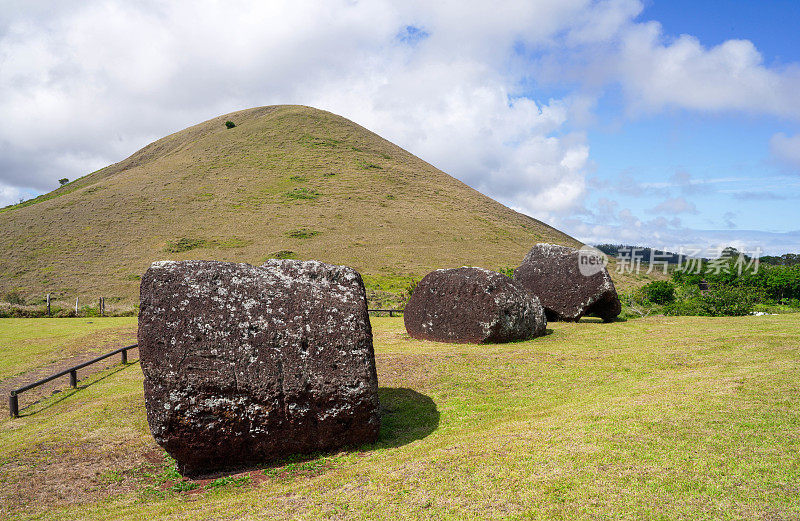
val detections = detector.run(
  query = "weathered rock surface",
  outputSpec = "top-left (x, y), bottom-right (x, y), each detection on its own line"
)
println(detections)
top-left (138, 259), bottom-right (379, 475)
top-left (403, 267), bottom-right (547, 343)
top-left (513, 243), bottom-right (621, 322)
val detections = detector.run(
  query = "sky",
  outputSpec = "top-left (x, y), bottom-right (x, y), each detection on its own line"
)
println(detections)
top-left (1, 0), bottom-right (799, 255)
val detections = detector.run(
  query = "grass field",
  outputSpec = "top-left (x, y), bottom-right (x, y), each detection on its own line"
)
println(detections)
top-left (0, 318), bottom-right (135, 381)
top-left (1, 315), bottom-right (798, 519)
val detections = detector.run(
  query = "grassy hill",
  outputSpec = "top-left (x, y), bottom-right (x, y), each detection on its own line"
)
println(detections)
top-left (0, 105), bottom-right (580, 307)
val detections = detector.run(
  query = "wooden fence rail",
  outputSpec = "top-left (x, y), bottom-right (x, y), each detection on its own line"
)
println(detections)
top-left (367, 309), bottom-right (404, 317)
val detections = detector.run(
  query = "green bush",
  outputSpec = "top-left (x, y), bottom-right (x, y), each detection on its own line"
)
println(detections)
top-left (284, 188), bottom-right (320, 200)
top-left (663, 297), bottom-right (706, 317)
top-left (206, 475), bottom-right (251, 489)
top-left (699, 286), bottom-right (757, 316)
top-left (170, 481), bottom-right (198, 492)
top-left (672, 257), bottom-right (800, 302)
top-left (641, 281), bottom-right (676, 304)
top-left (286, 228), bottom-right (319, 239)
top-left (3, 291), bottom-right (25, 305)
top-left (619, 290), bottom-right (660, 318)
top-left (164, 237), bottom-right (207, 253)
top-left (402, 278), bottom-right (419, 305)
top-left (225, 121), bottom-right (236, 129)
top-left (497, 267), bottom-right (515, 279)
top-left (268, 250), bottom-right (296, 260)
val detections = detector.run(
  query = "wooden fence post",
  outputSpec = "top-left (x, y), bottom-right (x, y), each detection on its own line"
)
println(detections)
top-left (9, 393), bottom-right (18, 418)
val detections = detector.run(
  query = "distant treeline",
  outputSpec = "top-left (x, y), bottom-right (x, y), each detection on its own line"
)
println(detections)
top-left (594, 244), bottom-right (688, 264)
top-left (596, 244), bottom-right (800, 268)
top-left (760, 253), bottom-right (800, 266)
top-left (672, 258), bottom-right (800, 302)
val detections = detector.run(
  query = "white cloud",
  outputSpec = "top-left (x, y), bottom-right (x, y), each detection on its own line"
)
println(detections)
top-left (652, 197), bottom-right (698, 214)
top-left (615, 23), bottom-right (800, 117)
top-left (770, 133), bottom-right (800, 171)
top-left (0, 185), bottom-right (24, 207)
top-left (614, 170), bottom-right (670, 197)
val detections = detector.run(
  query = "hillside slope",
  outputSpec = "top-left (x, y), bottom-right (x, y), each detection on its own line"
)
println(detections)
top-left (0, 105), bottom-right (579, 304)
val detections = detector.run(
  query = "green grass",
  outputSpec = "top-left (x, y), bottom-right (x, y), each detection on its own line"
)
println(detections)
top-left (286, 228), bottom-right (320, 239)
top-left (362, 273), bottom-right (417, 307)
top-left (164, 237), bottom-right (208, 253)
top-left (1, 314), bottom-right (798, 519)
top-left (263, 250), bottom-right (296, 261)
top-left (0, 317), bottom-right (136, 381)
top-left (206, 475), bottom-right (252, 489)
top-left (283, 188), bottom-right (321, 200)
top-left (164, 237), bottom-right (253, 253)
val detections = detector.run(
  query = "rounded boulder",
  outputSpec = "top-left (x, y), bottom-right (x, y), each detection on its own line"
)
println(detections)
top-left (403, 267), bottom-right (546, 344)
top-left (513, 243), bottom-right (621, 322)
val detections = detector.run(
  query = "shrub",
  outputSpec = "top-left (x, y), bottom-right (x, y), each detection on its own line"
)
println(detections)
top-left (286, 228), bottom-right (319, 239)
top-left (3, 291), bottom-right (25, 305)
top-left (699, 286), bottom-right (757, 316)
top-left (641, 281), bottom-right (676, 304)
top-left (401, 279), bottom-right (419, 305)
top-left (497, 267), bottom-right (515, 279)
top-left (663, 297), bottom-right (706, 317)
top-left (206, 475), bottom-right (251, 489)
top-left (268, 250), bottom-right (296, 259)
top-left (779, 297), bottom-right (800, 308)
top-left (58, 178), bottom-right (69, 186)
top-left (284, 188), bottom-right (320, 200)
top-left (225, 121), bottom-right (236, 129)
top-left (619, 290), bottom-right (658, 318)
top-left (171, 481), bottom-right (198, 492)
top-left (164, 237), bottom-right (207, 253)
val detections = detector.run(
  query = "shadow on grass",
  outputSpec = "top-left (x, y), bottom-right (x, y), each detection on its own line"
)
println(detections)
top-left (375, 387), bottom-right (440, 449)
top-left (15, 361), bottom-right (139, 417)
top-left (190, 387), bottom-right (440, 480)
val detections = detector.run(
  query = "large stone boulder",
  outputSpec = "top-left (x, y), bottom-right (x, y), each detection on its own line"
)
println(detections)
top-left (513, 244), bottom-right (621, 322)
top-left (404, 267), bottom-right (546, 344)
top-left (138, 259), bottom-right (380, 476)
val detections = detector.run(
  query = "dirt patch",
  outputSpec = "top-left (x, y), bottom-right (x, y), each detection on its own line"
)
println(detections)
top-left (0, 438), bottom-right (158, 519)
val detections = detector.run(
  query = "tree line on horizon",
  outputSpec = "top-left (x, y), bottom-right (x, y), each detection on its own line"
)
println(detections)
top-left (595, 244), bottom-right (800, 266)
